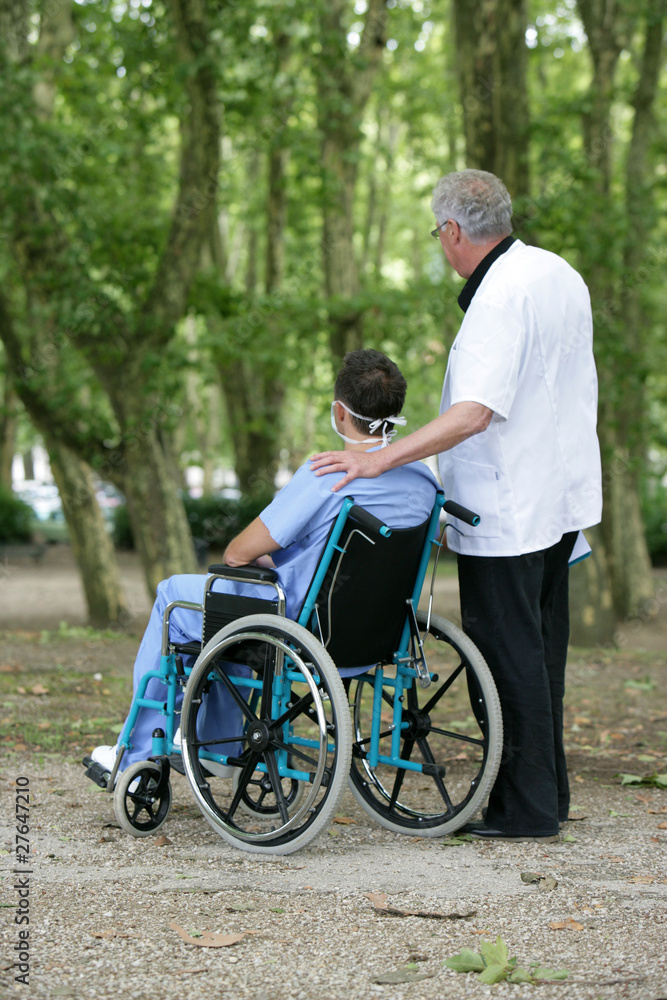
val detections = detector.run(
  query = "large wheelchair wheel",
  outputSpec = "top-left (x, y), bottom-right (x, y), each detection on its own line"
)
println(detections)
top-left (113, 761), bottom-right (172, 837)
top-left (348, 612), bottom-right (502, 837)
top-left (180, 614), bottom-right (352, 855)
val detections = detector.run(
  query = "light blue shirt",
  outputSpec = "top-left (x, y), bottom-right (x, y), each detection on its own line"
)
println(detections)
top-left (260, 458), bottom-right (439, 619)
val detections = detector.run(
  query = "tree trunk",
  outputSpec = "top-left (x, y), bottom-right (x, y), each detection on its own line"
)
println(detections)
top-left (0, 0), bottom-right (220, 598)
top-left (452, 0), bottom-right (530, 202)
top-left (112, 412), bottom-right (197, 594)
top-left (0, 379), bottom-right (17, 491)
top-left (316, 0), bottom-right (387, 359)
top-left (568, 526), bottom-right (615, 647)
top-left (215, 32), bottom-right (290, 497)
top-left (48, 441), bottom-right (129, 629)
top-left (218, 361), bottom-right (282, 497)
top-left (577, 0), bottom-right (660, 620)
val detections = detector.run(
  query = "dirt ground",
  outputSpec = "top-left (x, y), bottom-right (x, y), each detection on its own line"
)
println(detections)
top-left (1, 547), bottom-right (666, 1000)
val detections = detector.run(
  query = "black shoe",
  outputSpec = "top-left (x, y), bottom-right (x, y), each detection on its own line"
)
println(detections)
top-left (456, 822), bottom-right (559, 842)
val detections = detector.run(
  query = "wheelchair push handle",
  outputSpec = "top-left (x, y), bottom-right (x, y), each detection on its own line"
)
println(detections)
top-left (348, 505), bottom-right (392, 538)
top-left (442, 500), bottom-right (481, 526)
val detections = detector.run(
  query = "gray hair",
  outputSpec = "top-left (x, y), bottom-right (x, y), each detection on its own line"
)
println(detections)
top-left (431, 169), bottom-right (512, 244)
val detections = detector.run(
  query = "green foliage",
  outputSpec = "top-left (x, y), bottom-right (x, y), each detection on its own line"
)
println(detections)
top-left (2, 0), bottom-right (667, 585)
top-left (617, 772), bottom-right (667, 788)
top-left (113, 491), bottom-right (273, 551)
top-left (0, 489), bottom-right (33, 543)
top-left (444, 935), bottom-right (568, 985)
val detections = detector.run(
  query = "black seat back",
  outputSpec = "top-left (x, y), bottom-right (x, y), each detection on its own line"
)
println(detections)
top-left (308, 515), bottom-right (431, 669)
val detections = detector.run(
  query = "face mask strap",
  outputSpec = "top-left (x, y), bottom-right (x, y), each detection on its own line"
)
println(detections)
top-left (330, 400), bottom-right (407, 447)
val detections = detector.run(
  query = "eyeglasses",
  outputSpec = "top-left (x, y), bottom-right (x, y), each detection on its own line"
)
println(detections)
top-left (431, 219), bottom-right (451, 238)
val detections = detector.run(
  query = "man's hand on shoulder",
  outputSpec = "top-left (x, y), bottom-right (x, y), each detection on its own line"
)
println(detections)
top-left (309, 449), bottom-right (384, 493)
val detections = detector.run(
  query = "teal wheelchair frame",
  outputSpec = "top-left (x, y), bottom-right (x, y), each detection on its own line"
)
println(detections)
top-left (87, 492), bottom-right (502, 855)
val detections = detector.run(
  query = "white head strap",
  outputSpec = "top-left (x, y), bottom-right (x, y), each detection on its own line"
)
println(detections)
top-left (331, 400), bottom-right (407, 447)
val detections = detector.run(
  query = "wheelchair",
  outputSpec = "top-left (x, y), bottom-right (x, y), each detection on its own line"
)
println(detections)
top-left (84, 492), bottom-right (503, 855)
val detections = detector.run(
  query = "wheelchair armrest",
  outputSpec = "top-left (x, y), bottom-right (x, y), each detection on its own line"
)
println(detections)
top-left (207, 563), bottom-right (279, 584)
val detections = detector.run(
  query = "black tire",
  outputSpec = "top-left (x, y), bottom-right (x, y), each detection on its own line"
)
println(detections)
top-left (180, 615), bottom-right (352, 855)
top-left (113, 761), bottom-right (172, 837)
top-left (348, 612), bottom-right (502, 836)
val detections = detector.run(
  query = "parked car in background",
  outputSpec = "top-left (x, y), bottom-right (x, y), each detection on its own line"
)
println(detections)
top-left (13, 480), bottom-right (125, 544)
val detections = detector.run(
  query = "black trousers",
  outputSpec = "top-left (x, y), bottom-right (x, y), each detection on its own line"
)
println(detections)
top-left (457, 532), bottom-right (577, 836)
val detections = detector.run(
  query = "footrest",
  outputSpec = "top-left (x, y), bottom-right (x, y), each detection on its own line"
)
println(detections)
top-left (82, 756), bottom-right (111, 789)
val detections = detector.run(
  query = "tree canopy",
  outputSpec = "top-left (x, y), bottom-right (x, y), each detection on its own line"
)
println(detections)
top-left (1, 0), bottom-right (665, 630)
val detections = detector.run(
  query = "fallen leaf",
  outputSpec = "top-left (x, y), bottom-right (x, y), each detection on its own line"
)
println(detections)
top-left (441, 834), bottom-right (473, 845)
top-left (601, 855), bottom-right (625, 863)
top-left (169, 922), bottom-right (246, 948)
top-left (373, 968), bottom-right (435, 984)
top-left (627, 876), bottom-right (654, 884)
top-left (574, 775), bottom-right (585, 783)
top-left (31, 684), bottom-right (49, 695)
top-left (153, 835), bottom-right (173, 847)
top-left (657, 822), bottom-right (667, 830)
top-left (520, 871), bottom-right (543, 883)
top-left (550, 917), bottom-right (584, 931)
top-left (332, 815), bottom-right (356, 825)
top-left (365, 892), bottom-right (474, 920)
top-left (539, 876), bottom-right (558, 891)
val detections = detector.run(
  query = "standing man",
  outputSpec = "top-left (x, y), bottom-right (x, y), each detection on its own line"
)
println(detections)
top-left (311, 170), bottom-right (602, 840)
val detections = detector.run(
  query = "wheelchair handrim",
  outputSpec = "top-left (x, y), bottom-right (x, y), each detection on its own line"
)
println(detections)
top-left (182, 629), bottom-right (330, 843)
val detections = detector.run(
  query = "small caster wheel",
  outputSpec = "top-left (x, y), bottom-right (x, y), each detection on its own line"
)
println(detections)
top-left (114, 760), bottom-right (172, 837)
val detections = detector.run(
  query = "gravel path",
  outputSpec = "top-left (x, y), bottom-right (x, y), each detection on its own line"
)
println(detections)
top-left (1, 552), bottom-right (666, 999)
top-left (2, 756), bottom-right (666, 1000)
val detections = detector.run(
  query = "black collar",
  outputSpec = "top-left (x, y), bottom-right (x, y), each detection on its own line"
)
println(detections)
top-left (457, 236), bottom-right (515, 313)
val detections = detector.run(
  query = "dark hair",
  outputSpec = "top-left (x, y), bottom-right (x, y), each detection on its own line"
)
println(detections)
top-left (334, 349), bottom-right (407, 436)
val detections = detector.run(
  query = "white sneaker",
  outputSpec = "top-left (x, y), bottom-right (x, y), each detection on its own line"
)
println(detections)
top-left (172, 728), bottom-right (233, 778)
top-left (91, 745), bottom-right (138, 791)
top-left (91, 744), bottom-right (119, 773)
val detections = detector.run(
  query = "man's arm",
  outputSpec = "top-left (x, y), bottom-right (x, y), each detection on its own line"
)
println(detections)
top-left (310, 401), bottom-right (493, 492)
top-left (223, 517), bottom-right (281, 567)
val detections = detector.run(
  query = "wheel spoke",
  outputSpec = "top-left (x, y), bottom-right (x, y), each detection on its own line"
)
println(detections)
top-left (270, 735), bottom-right (322, 772)
top-left (264, 751), bottom-right (290, 825)
top-left (207, 660), bottom-right (257, 724)
top-left (429, 727), bottom-right (485, 747)
top-left (417, 737), bottom-right (454, 813)
top-left (226, 752), bottom-right (262, 820)
top-left (422, 662), bottom-right (465, 715)
top-left (270, 689), bottom-right (314, 730)
top-left (186, 734), bottom-right (248, 750)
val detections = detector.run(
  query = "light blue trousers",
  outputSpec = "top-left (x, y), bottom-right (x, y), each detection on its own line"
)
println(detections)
top-left (120, 574), bottom-right (251, 769)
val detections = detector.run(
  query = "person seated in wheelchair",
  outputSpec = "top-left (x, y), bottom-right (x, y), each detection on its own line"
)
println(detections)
top-left (89, 349), bottom-right (439, 779)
